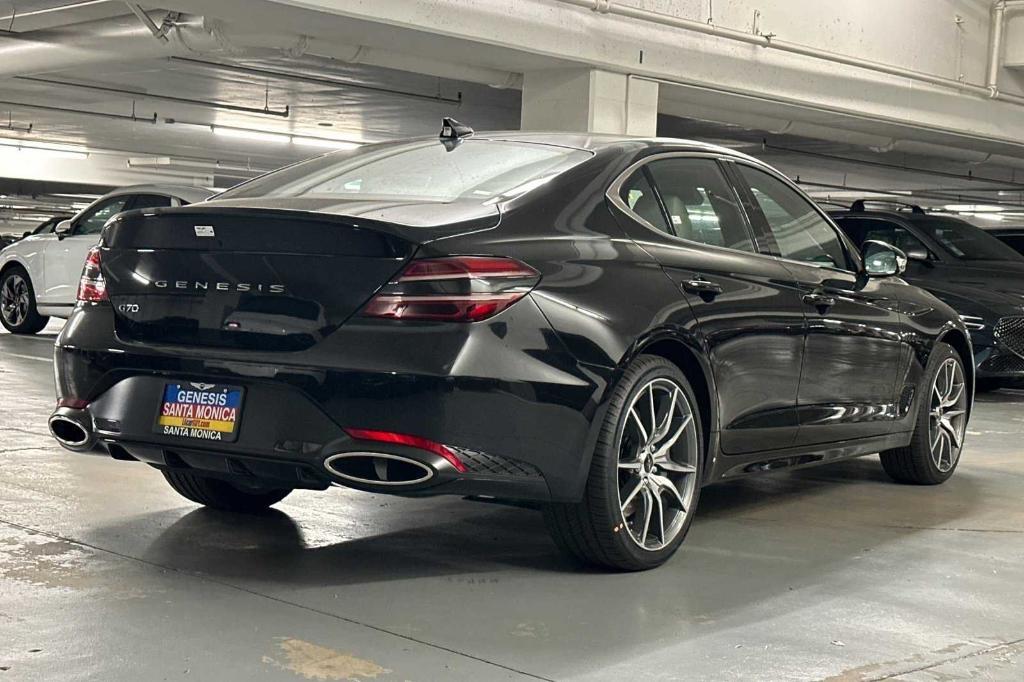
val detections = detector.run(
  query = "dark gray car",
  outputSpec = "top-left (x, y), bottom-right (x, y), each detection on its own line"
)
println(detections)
top-left (831, 201), bottom-right (1024, 389)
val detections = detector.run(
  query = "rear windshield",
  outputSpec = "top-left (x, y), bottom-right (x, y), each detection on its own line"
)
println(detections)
top-left (219, 139), bottom-right (592, 203)
top-left (916, 217), bottom-right (1024, 262)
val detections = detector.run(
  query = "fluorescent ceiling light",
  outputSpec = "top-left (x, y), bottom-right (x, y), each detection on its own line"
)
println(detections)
top-left (0, 140), bottom-right (88, 160)
top-left (292, 136), bottom-right (361, 150)
top-left (943, 204), bottom-right (1004, 213)
top-left (0, 0), bottom-right (110, 22)
top-left (213, 127), bottom-right (290, 144)
top-left (968, 212), bottom-right (1005, 222)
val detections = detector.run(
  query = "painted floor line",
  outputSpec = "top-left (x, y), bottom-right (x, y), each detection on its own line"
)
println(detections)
top-left (4, 352), bottom-right (51, 363)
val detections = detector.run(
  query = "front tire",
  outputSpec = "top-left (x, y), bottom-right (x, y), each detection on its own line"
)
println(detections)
top-left (0, 266), bottom-right (48, 335)
top-left (545, 355), bottom-right (704, 571)
top-left (162, 470), bottom-right (292, 512)
top-left (880, 342), bottom-right (968, 485)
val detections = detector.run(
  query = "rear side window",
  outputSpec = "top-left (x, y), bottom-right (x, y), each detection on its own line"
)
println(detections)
top-left (737, 165), bottom-right (851, 269)
top-left (618, 170), bottom-right (671, 234)
top-left (129, 194), bottom-right (174, 210)
top-left (629, 158), bottom-right (755, 252)
top-left (997, 235), bottom-right (1024, 256)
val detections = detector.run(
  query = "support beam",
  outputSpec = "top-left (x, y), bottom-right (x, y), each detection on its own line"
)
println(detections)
top-left (521, 69), bottom-right (657, 135)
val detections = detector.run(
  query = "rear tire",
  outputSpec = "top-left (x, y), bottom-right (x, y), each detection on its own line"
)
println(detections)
top-left (880, 343), bottom-right (967, 485)
top-left (0, 266), bottom-right (48, 335)
top-left (162, 470), bottom-right (292, 512)
top-left (544, 355), bottom-right (704, 571)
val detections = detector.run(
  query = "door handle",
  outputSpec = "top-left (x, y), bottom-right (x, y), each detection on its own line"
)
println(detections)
top-left (682, 278), bottom-right (724, 297)
top-left (802, 292), bottom-right (837, 312)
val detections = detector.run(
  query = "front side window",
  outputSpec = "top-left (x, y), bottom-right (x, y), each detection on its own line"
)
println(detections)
top-left (833, 218), bottom-right (930, 257)
top-left (916, 218), bottom-right (1023, 262)
top-left (738, 165), bottom-right (850, 269)
top-left (640, 158), bottom-right (755, 252)
top-left (75, 196), bottom-right (132, 236)
top-left (219, 140), bottom-right (592, 204)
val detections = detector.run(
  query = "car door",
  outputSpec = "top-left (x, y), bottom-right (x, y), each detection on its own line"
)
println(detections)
top-left (44, 194), bottom-right (174, 306)
top-left (732, 163), bottom-right (906, 445)
top-left (610, 154), bottom-right (806, 454)
top-left (42, 195), bottom-right (133, 305)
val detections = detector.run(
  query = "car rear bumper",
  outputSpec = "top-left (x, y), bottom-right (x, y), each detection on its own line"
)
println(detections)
top-left (51, 300), bottom-right (610, 503)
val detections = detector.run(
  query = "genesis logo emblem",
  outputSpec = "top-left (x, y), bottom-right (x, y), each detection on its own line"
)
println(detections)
top-left (152, 280), bottom-right (286, 294)
top-left (194, 225), bottom-right (215, 238)
top-left (190, 382), bottom-right (216, 391)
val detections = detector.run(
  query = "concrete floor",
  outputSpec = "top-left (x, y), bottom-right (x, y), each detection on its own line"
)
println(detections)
top-left (1, 322), bottom-right (1023, 681)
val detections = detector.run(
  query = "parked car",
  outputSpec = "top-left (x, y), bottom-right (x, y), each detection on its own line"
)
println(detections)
top-left (830, 200), bottom-right (1024, 391)
top-left (1, 215), bottom-right (74, 248)
top-left (48, 125), bottom-right (971, 571)
top-left (25, 215), bottom-right (74, 238)
top-left (0, 185), bottom-right (214, 334)
top-left (986, 227), bottom-right (1024, 257)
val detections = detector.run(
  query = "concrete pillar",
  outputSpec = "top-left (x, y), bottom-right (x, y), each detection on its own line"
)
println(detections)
top-left (520, 68), bottom-right (658, 136)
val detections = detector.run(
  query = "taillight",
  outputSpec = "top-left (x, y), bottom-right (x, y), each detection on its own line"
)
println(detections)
top-left (77, 246), bottom-right (108, 302)
top-left (361, 256), bottom-right (540, 322)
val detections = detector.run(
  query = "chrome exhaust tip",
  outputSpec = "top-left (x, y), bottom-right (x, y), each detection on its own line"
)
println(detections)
top-left (48, 407), bottom-right (95, 451)
top-left (324, 452), bottom-right (434, 487)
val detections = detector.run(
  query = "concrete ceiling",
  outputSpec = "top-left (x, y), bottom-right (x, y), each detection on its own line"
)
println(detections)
top-left (3, 0), bottom-right (1024, 232)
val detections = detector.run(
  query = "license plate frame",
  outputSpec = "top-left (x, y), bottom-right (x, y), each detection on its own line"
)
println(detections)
top-left (154, 382), bottom-right (244, 443)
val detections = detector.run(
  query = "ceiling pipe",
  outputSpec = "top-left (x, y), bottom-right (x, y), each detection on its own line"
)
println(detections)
top-left (987, 1), bottom-right (1024, 91)
top-left (170, 57), bottom-right (463, 106)
top-left (0, 98), bottom-right (157, 124)
top-left (15, 75), bottom-right (291, 118)
top-left (557, 0), bottom-right (1024, 108)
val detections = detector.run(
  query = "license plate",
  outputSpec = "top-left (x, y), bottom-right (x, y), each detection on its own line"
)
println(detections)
top-left (154, 382), bottom-right (244, 443)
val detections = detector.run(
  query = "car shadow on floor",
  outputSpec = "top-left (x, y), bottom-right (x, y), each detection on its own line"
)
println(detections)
top-left (82, 454), bottom-right (988, 590)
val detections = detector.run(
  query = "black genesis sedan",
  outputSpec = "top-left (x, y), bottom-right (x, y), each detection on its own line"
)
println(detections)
top-left (49, 123), bottom-right (972, 570)
top-left (831, 201), bottom-right (1024, 391)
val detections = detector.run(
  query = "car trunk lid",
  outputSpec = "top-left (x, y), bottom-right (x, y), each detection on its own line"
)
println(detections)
top-left (101, 203), bottom-right (498, 351)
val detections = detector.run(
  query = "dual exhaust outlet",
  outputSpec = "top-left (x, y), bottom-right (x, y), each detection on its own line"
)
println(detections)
top-left (48, 407), bottom-right (96, 452)
top-left (49, 406), bottom-right (442, 489)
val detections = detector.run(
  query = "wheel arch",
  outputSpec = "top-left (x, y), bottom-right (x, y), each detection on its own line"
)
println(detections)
top-left (0, 257), bottom-right (36, 298)
top-left (626, 329), bottom-right (720, 478)
top-left (937, 327), bottom-right (975, 412)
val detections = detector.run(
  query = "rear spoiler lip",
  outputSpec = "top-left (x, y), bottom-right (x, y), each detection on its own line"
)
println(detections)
top-left (103, 204), bottom-right (500, 248)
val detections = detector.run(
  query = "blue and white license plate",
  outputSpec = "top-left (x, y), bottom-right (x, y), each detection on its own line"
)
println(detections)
top-left (154, 382), bottom-right (244, 443)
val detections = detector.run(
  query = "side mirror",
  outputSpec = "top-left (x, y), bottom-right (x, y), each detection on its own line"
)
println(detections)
top-left (54, 220), bottom-right (72, 239)
top-left (22, 231), bottom-right (31, 239)
top-left (904, 247), bottom-right (929, 262)
top-left (862, 239), bottom-right (907, 277)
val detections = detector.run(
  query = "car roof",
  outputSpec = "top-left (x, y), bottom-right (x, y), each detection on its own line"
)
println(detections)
top-left (98, 184), bottom-right (216, 204)
top-left (471, 131), bottom-right (762, 162)
top-left (828, 208), bottom-right (977, 227)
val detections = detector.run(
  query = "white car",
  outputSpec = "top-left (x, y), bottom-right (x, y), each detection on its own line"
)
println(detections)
top-left (0, 184), bottom-right (214, 334)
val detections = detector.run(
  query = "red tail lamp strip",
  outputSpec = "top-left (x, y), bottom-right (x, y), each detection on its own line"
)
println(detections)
top-left (344, 428), bottom-right (468, 473)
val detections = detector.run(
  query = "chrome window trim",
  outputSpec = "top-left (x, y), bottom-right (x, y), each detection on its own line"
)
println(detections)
top-left (605, 151), bottom-right (769, 259)
top-left (728, 159), bottom-right (862, 275)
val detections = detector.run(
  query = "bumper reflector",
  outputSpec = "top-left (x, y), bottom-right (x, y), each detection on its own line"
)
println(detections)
top-left (344, 428), bottom-right (468, 473)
